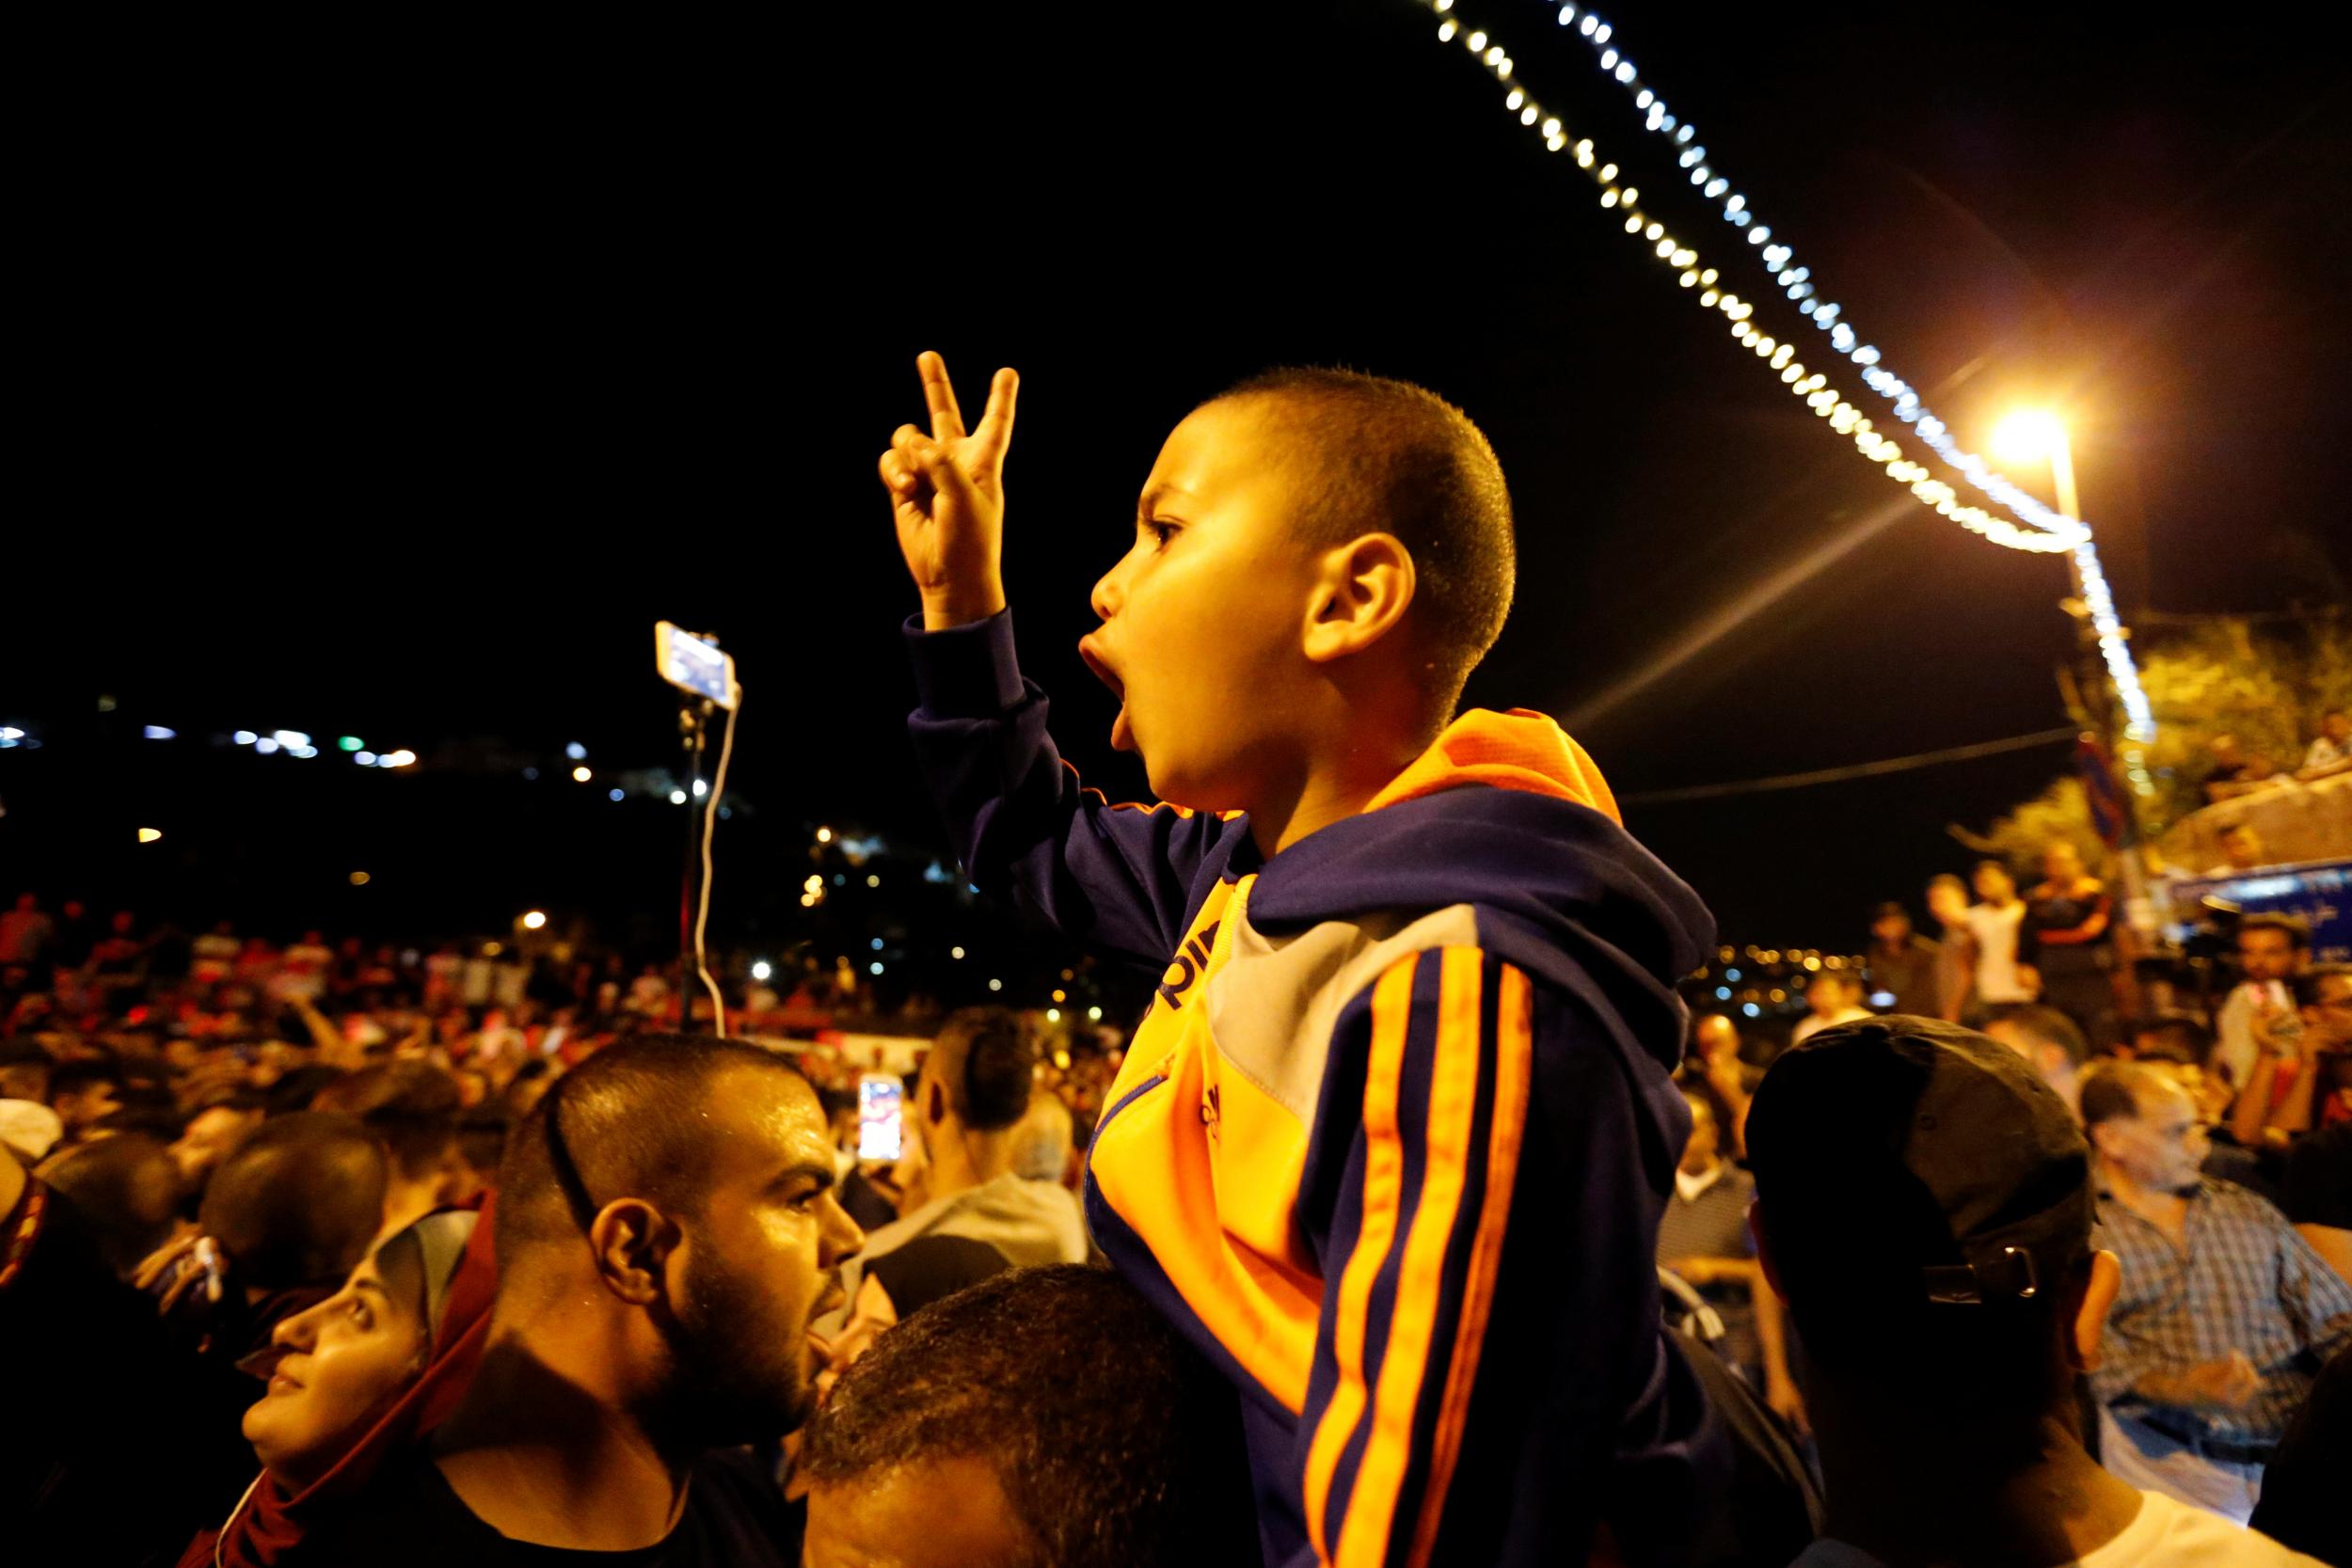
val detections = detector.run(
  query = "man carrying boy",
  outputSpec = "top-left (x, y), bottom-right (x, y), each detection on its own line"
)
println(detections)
top-left (878, 353), bottom-right (1720, 1567)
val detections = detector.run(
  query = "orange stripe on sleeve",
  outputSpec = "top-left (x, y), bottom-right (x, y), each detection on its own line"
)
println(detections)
top-left (1334, 947), bottom-right (1488, 1568)
top-left (1301, 953), bottom-right (1422, 1564)
top-left (1404, 962), bottom-right (1533, 1568)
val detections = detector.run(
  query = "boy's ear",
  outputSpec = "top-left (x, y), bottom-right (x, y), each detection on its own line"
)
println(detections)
top-left (1302, 532), bottom-right (1415, 664)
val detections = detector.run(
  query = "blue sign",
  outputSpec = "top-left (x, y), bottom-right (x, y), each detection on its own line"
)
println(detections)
top-left (2163, 857), bottom-right (2352, 964)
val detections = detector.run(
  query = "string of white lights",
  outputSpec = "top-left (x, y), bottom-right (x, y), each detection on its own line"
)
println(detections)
top-left (1527, 1), bottom-right (2089, 547)
top-left (1418, 7), bottom-right (2066, 553)
top-left (1514, 0), bottom-right (2156, 741)
top-left (1415, 0), bottom-right (2154, 744)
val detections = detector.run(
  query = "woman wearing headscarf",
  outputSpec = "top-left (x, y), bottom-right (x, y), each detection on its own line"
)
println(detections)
top-left (180, 1201), bottom-right (497, 1568)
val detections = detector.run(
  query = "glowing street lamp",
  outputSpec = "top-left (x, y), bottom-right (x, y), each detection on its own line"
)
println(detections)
top-left (1989, 409), bottom-right (2079, 521)
top-left (521, 910), bottom-right (548, 930)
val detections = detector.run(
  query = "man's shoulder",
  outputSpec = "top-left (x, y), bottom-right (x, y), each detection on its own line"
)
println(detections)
top-left (2199, 1175), bottom-right (2290, 1224)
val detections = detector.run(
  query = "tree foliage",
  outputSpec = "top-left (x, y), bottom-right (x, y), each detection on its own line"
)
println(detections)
top-left (1961, 608), bottom-right (2350, 864)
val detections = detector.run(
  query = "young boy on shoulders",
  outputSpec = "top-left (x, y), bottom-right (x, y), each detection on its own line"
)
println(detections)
top-left (878, 353), bottom-right (1722, 1567)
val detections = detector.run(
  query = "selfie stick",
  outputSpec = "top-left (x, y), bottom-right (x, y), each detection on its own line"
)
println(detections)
top-left (656, 624), bottom-right (740, 1038)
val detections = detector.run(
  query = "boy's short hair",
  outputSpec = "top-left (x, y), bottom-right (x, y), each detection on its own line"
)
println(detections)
top-left (803, 1264), bottom-right (1256, 1568)
top-left (1208, 367), bottom-right (1515, 713)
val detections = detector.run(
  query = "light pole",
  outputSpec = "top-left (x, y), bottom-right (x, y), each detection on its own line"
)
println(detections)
top-left (1993, 407), bottom-right (2157, 991)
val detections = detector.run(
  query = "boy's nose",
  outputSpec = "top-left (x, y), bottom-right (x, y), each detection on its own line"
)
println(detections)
top-left (1089, 559), bottom-right (1125, 623)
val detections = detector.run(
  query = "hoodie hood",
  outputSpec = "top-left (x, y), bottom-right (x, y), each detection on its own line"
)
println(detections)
top-left (1248, 708), bottom-right (1713, 1080)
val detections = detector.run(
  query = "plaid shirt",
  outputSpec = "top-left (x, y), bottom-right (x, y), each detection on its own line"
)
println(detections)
top-left (2092, 1177), bottom-right (2352, 1448)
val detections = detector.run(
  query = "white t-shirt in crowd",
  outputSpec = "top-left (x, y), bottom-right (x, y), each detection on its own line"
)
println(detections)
top-left (1964, 900), bottom-right (2033, 1003)
top-left (1786, 1489), bottom-right (2325, 1567)
top-left (2213, 978), bottom-right (2295, 1094)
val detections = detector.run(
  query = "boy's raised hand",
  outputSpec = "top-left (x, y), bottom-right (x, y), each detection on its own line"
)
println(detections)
top-left (880, 351), bottom-right (1020, 630)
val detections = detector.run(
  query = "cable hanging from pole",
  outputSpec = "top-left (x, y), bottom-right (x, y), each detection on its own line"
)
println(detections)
top-left (1619, 726), bottom-right (2080, 805)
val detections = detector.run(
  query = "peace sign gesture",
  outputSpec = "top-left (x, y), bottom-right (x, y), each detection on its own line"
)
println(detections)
top-left (879, 351), bottom-right (1021, 630)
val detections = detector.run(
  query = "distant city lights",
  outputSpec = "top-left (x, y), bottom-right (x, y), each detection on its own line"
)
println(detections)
top-left (869, 961), bottom-right (884, 975)
top-left (1046, 1008), bottom-right (1061, 1022)
top-left (378, 750), bottom-right (418, 768)
top-left (142, 725), bottom-right (176, 740)
top-left (572, 766), bottom-right (594, 784)
top-left (273, 730), bottom-right (311, 750)
top-left (951, 946), bottom-right (965, 959)
top-left (137, 828), bottom-right (163, 844)
top-left (817, 826), bottom-right (834, 844)
top-left (1089, 1006), bottom-right (1103, 1021)
top-left (609, 787), bottom-right (625, 801)
top-left (231, 731), bottom-right (257, 745)
top-left (254, 737), bottom-right (280, 754)
top-left (866, 874), bottom-right (881, 888)
top-left (751, 959), bottom-right (773, 981)
top-left (355, 752), bottom-right (377, 766)
top-left (339, 736), bottom-right (364, 752)
top-left (565, 742), bottom-right (587, 760)
top-left (670, 788), bottom-right (689, 804)
top-left (522, 911), bottom-right (548, 930)
top-left (988, 978), bottom-right (1003, 991)
top-left (691, 778), bottom-right (708, 798)
top-left (350, 871), bottom-right (371, 886)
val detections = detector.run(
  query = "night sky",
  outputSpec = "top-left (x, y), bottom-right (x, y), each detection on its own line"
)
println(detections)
top-left (7, 3), bottom-right (2347, 974)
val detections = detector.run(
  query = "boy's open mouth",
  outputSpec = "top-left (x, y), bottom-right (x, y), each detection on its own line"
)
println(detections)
top-left (1077, 636), bottom-right (1135, 753)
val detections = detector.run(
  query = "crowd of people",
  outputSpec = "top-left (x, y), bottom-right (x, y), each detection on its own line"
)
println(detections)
top-left (8, 354), bottom-right (2346, 1566)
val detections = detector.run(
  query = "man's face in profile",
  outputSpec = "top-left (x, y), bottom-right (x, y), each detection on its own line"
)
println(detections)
top-left (659, 1065), bottom-right (862, 1440)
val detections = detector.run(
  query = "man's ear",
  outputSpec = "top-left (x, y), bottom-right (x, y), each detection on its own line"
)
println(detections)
top-left (1747, 1198), bottom-right (1789, 1304)
top-left (1302, 532), bottom-right (1415, 665)
top-left (2067, 1249), bottom-right (2122, 1373)
top-left (2086, 1119), bottom-right (2122, 1164)
top-left (926, 1077), bottom-right (946, 1128)
top-left (586, 1197), bottom-right (682, 1306)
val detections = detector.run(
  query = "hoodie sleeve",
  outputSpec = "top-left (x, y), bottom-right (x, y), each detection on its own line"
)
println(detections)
top-left (904, 610), bottom-right (1232, 970)
top-left (1288, 944), bottom-right (1678, 1568)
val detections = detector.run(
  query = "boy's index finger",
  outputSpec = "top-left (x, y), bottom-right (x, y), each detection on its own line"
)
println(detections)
top-left (917, 351), bottom-right (966, 441)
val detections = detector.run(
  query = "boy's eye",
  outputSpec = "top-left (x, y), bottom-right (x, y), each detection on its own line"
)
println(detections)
top-left (1145, 520), bottom-right (1179, 549)
top-left (348, 1300), bottom-right (373, 1330)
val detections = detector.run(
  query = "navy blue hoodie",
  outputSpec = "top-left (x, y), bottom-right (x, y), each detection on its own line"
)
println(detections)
top-left (909, 610), bottom-right (1727, 1568)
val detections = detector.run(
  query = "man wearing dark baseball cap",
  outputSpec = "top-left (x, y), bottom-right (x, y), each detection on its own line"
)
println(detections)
top-left (1750, 1016), bottom-right (2321, 1566)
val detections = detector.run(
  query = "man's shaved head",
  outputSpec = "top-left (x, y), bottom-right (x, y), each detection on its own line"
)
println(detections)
top-left (495, 1034), bottom-right (818, 1261)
